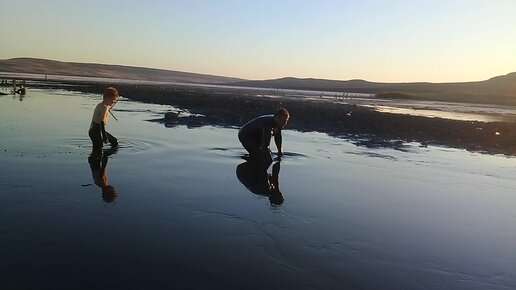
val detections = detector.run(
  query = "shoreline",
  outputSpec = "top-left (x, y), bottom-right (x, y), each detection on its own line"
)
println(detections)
top-left (4, 79), bottom-right (516, 156)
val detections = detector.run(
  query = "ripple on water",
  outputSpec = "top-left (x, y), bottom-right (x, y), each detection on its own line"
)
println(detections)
top-left (65, 137), bottom-right (169, 155)
top-left (345, 151), bottom-right (397, 161)
top-left (209, 147), bottom-right (308, 159)
top-left (116, 137), bottom-right (170, 154)
top-left (65, 137), bottom-right (92, 149)
top-left (281, 152), bottom-right (308, 158)
top-left (209, 147), bottom-right (248, 159)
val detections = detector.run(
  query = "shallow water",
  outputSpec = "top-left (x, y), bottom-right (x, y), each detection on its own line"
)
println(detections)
top-left (371, 104), bottom-right (516, 122)
top-left (348, 99), bottom-right (516, 122)
top-left (373, 105), bottom-right (505, 122)
top-left (1, 88), bottom-right (516, 289)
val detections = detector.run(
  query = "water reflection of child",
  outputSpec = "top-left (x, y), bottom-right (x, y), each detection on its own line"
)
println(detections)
top-left (15, 85), bottom-right (26, 95)
top-left (89, 87), bottom-right (119, 155)
top-left (267, 162), bottom-right (283, 205)
top-left (236, 161), bottom-right (284, 206)
top-left (88, 150), bottom-right (117, 202)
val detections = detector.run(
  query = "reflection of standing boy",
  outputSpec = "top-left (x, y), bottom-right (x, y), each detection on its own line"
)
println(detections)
top-left (88, 151), bottom-right (117, 203)
top-left (89, 87), bottom-right (119, 155)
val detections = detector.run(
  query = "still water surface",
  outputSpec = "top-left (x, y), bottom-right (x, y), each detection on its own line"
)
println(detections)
top-left (1, 89), bottom-right (516, 289)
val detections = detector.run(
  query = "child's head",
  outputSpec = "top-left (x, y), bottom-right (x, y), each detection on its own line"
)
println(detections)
top-left (103, 87), bottom-right (119, 105)
top-left (274, 107), bottom-right (290, 128)
top-left (102, 185), bottom-right (117, 202)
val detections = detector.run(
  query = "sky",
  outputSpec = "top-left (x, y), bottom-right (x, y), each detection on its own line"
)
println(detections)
top-left (1, 0), bottom-right (515, 82)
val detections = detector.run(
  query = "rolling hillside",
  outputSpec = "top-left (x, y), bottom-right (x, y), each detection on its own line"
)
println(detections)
top-left (233, 74), bottom-right (516, 97)
top-left (233, 73), bottom-right (516, 105)
top-left (0, 58), bottom-right (244, 84)
top-left (1, 57), bottom-right (515, 105)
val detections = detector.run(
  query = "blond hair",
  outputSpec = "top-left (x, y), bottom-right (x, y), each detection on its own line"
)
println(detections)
top-left (103, 87), bottom-right (119, 100)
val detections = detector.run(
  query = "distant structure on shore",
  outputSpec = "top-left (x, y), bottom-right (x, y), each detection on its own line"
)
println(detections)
top-left (0, 78), bottom-right (26, 95)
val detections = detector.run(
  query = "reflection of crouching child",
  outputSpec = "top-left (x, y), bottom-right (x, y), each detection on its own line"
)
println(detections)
top-left (236, 161), bottom-right (284, 206)
top-left (88, 87), bottom-right (119, 155)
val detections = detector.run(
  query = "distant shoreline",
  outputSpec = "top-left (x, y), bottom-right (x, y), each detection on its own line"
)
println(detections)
top-left (7, 79), bottom-right (513, 156)
top-left (2, 57), bottom-right (515, 106)
top-left (0, 71), bottom-right (369, 98)
top-left (2, 74), bottom-right (516, 155)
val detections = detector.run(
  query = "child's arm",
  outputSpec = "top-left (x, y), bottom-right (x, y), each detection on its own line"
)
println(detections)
top-left (274, 130), bottom-right (283, 157)
top-left (100, 105), bottom-right (109, 143)
top-left (100, 121), bottom-right (107, 143)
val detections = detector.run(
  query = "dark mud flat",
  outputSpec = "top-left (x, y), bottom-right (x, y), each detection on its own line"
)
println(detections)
top-left (68, 82), bottom-right (516, 156)
top-left (2, 88), bottom-right (516, 290)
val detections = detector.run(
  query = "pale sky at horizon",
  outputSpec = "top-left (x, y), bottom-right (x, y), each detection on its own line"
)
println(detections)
top-left (1, 0), bottom-right (515, 82)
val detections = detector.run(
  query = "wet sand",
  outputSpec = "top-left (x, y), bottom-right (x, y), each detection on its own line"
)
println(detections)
top-left (2, 88), bottom-right (516, 289)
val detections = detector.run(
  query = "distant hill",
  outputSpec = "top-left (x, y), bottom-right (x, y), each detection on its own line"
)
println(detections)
top-left (0, 58), bottom-right (244, 84)
top-left (1, 57), bottom-right (515, 105)
top-left (234, 74), bottom-right (516, 96)
top-left (232, 74), bottom-right (516, 106)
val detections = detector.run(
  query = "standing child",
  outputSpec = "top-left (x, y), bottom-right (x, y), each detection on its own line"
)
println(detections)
top-left (89, 87), bottom-right (119, 155)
